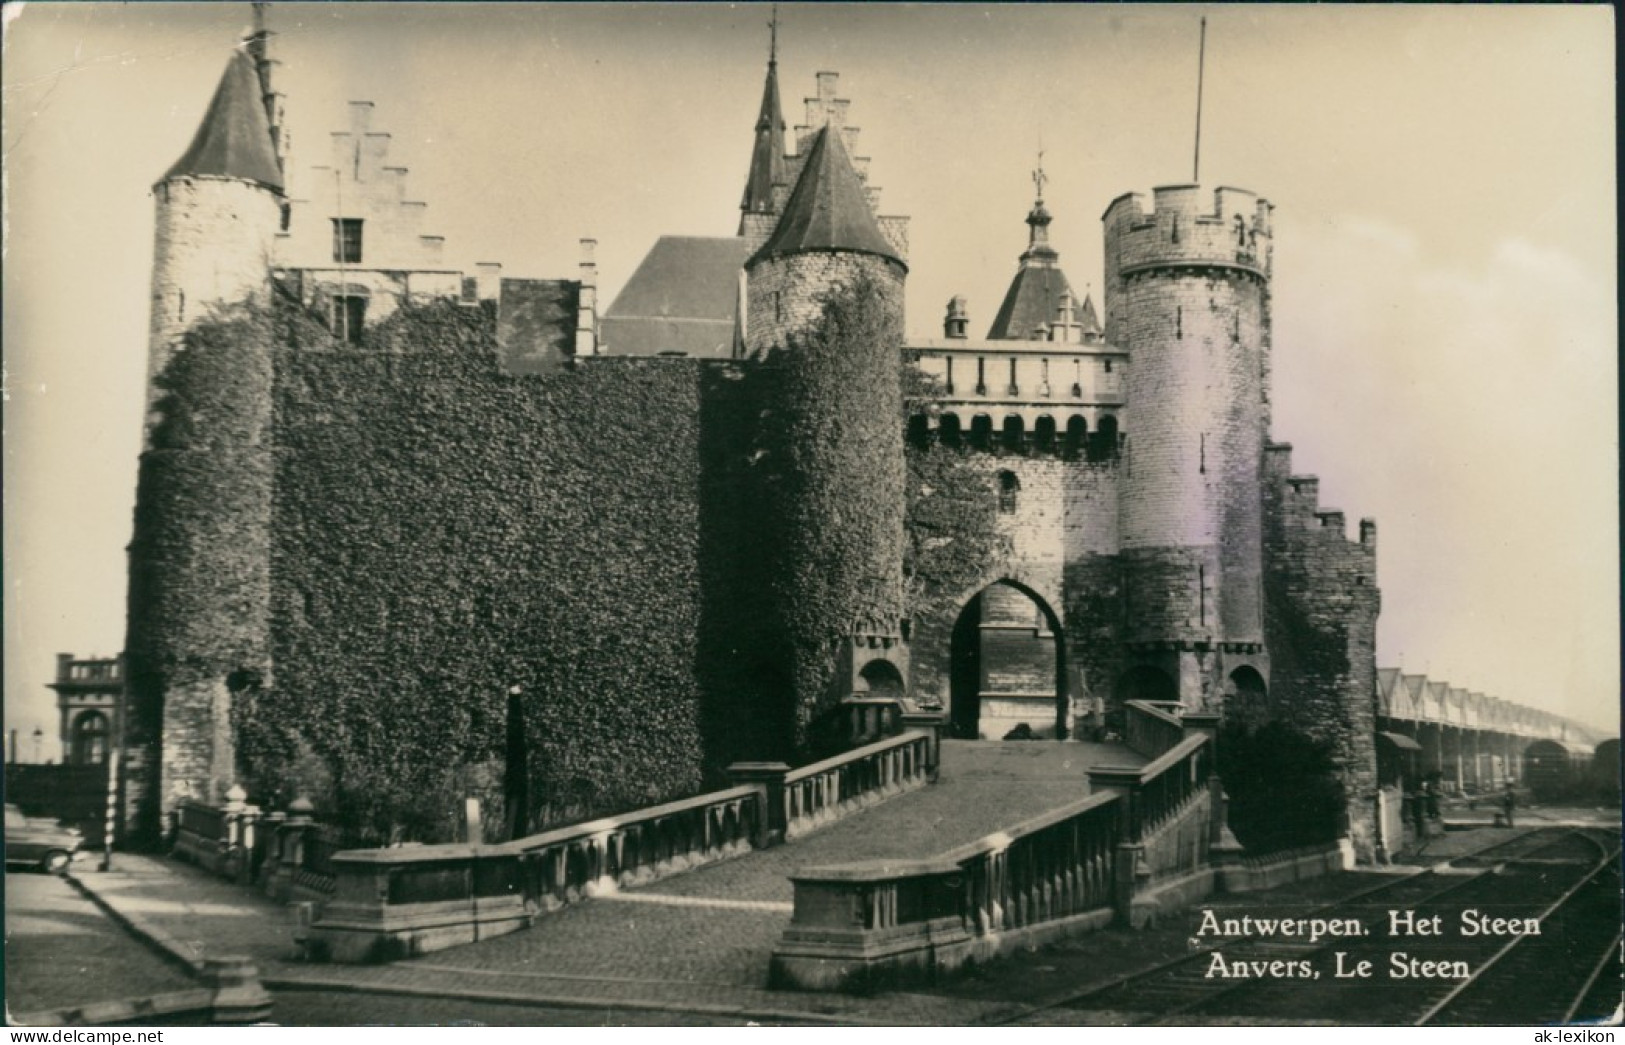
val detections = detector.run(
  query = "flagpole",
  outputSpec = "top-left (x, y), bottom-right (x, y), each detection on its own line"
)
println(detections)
top-left (1194, 15), bottom-right (1207, 183)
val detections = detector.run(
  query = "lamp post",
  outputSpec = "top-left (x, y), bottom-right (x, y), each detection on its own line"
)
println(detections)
top-left (31, 727), bottom-right (43, 764)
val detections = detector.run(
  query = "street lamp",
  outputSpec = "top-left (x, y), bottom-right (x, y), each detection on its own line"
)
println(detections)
top-left (31, 727), bottom-right (43, 764)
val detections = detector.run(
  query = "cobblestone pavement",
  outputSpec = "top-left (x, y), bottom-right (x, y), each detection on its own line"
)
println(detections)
top-left (5, 871), bottom-right (196, 1016)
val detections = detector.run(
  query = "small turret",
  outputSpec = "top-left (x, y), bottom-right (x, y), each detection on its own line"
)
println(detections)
top-left (944, 296), bottom-right (969, 339)
top-left (744, 124), bottom-right (905, 356)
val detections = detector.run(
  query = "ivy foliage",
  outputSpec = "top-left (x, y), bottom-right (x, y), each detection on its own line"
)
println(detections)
top-left (757, 266), bottom-right (907, 745)
top-left (238, 293), bottom-right (713, 842)
top-left (1217, 719), bottom-right (1347, 854)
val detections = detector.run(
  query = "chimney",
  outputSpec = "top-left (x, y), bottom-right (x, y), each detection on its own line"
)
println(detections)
top-left (576, 238), bottom-right (598, 358)
top-left (944, 296), bottom-right (969, 339)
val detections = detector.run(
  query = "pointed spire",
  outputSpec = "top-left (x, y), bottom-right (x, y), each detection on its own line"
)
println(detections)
top-left (740, 7), bottom-right (787, 218)
top-left (750, 126), bottom-right (902, 267)
top-left (160, 47), bottom-right (283, 192)
top-left (1022, 150), bottom-right (1057, 263)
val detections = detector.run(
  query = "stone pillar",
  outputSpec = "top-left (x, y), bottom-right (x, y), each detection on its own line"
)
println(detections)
top-left (205, 956), bottom-right (272, 1024)
top-left (726, 762), bottom-right (791, 848)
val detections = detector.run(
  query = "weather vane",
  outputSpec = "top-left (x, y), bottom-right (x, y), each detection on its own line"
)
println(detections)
top-left (1032, 149), bottom-right (1047, 200)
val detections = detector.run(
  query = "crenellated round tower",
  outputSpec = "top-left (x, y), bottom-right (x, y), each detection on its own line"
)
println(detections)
top-left (125, 45), bottom-right (285, 840)
top-left (1104, 184), bottom-right (1273, 704)
top-left (743, 124), bottom-right (910, 742)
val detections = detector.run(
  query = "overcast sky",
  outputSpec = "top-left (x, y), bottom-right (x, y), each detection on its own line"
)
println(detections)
top-left (3, 3), bottom-right (1616, 754)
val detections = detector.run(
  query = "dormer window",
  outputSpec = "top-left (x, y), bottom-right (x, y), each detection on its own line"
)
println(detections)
top-left (332, 218), bottom-right (364, 264)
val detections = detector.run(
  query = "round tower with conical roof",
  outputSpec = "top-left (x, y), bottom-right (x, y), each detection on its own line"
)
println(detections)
top-left (1103, 184), bottom-right (1273, 705)
top-left (125, 43), bottom-right (286, 839)
top-left (743, 124), bottom-right (910, 741)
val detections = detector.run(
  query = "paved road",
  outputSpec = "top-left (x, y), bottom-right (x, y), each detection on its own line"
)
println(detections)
top-left (4, 871), bottom-right (195, 1017)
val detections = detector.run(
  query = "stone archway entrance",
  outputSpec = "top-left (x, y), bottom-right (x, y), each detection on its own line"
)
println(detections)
top-left (949, 580), bottom-right (1069, 740)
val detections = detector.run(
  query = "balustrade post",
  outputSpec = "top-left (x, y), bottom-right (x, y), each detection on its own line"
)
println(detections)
top-left (726, 762), bottom-right (791, 848)
top-left (1088, 765), bottom-right (1152, 926)
top-left (899, 715), bottom-right (945, 780)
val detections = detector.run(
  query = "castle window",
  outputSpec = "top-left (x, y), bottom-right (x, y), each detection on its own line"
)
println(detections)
top-left (997, 470), bottom-right (1019, 514)
top-left (945, 357), bottom-right (955, 395)
top-left (1006, 358), bottom-right (1019, 396)
top-left (71, 710), bottom-right (109, 767)
top-left (332, 218), bottom-right (364, 264)
top-left (331, 294), bottom-right (367, 344)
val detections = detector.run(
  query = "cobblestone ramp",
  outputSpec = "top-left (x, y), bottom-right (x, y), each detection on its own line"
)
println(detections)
top-left (411, 740), bottom-right (1142, 990)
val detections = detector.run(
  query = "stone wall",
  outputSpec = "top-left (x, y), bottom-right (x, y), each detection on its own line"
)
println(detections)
top-left (744, 251), bottom-right (904, 357)
top-left (1262, 441), bottom-right (1381, 858)
top-left (1111, 260), bottom-right (1266, 648)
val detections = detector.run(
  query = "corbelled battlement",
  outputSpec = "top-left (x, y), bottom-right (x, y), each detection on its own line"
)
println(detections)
top-left (1104, 184), bottom-right (1273, 280)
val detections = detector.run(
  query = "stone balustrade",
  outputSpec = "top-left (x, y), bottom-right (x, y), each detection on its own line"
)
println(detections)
top-left (780, 731), bottom-right (933, 840)
top-left (515, 784), bottom-right (762, 910)
top-left (772, 792), bottom-right (1121, 991)
top-left (774, 720), bottom-right (1225, 990)
top-left (305, 843), bottom-right (532, 963)
top-left (1122, 698), bottom-right (1187, 760)
top-left (172, 789), bottom-right (263, 882)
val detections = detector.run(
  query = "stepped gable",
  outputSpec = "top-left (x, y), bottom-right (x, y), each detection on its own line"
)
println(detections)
top-left (750, 126), bottom-right (903, 268)
top-left (160, 49), bottom-right (283, 192)
top-left (600, 236), bottom-right (753, 358)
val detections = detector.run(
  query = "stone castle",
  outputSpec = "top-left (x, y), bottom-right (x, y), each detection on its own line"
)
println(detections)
top-left (125, 20), bottom-right (1391, 853)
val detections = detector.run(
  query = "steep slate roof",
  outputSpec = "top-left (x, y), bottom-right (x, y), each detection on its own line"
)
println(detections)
top-left (740, 59), bottom-right (787, 216)
top-left (750, 127), bottom-right (903, 267)
top-left (161, 49), bottom-right (283, 192)
top-left (987, 263), bottom-right (1081, 340)
top-left (986, 197), bottom-right (1094, 340)
top-left (600, 236), bottom-right (753, 358)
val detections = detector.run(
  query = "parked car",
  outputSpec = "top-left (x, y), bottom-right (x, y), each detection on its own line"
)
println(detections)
top-left (4, 803), bottom-right (83, 873)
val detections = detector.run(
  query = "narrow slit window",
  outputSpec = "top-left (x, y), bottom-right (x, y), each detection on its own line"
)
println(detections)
top-left (997, 470), bottom-right (1020, 514)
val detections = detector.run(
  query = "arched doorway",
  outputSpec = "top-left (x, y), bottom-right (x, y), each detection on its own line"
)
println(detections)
top-left (856, 659), bottom-right (905, 700)
top-left (949, 580), bottom-right (1069, 740)
top-left (1226, 665), bottom-right (1269, 727)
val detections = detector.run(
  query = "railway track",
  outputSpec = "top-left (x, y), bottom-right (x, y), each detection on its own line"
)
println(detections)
top-left (1417, 833), bottom-right (1621, 1026)
top-left (1005, 827), bottom-right (1621, 1026)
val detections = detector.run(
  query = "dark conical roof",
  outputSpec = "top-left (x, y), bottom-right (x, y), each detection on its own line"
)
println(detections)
top-left (160, 48), bottom-right (283, 192)
top-left (740, 60), bottom-right (787, 215)
top-left (750, 126), bottom-right (903, 268)
top-left (986, 264), bottom-right (1079, 340)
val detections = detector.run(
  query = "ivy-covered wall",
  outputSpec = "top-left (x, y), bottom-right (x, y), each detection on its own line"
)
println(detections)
top-left (126, 306), bottom-right (276, 841)
top-left (758, 268), bottom-right (908, 746)
top-left (241, 295), bottom-right (744, 841)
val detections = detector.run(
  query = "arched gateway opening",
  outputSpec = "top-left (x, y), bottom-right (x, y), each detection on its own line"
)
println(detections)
top-left (949, 580), bottom-right (1069, 740)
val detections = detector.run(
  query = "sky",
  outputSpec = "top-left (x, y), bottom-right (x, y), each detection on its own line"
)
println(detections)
top-left (2, 3), bottom-right (1617, 756)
